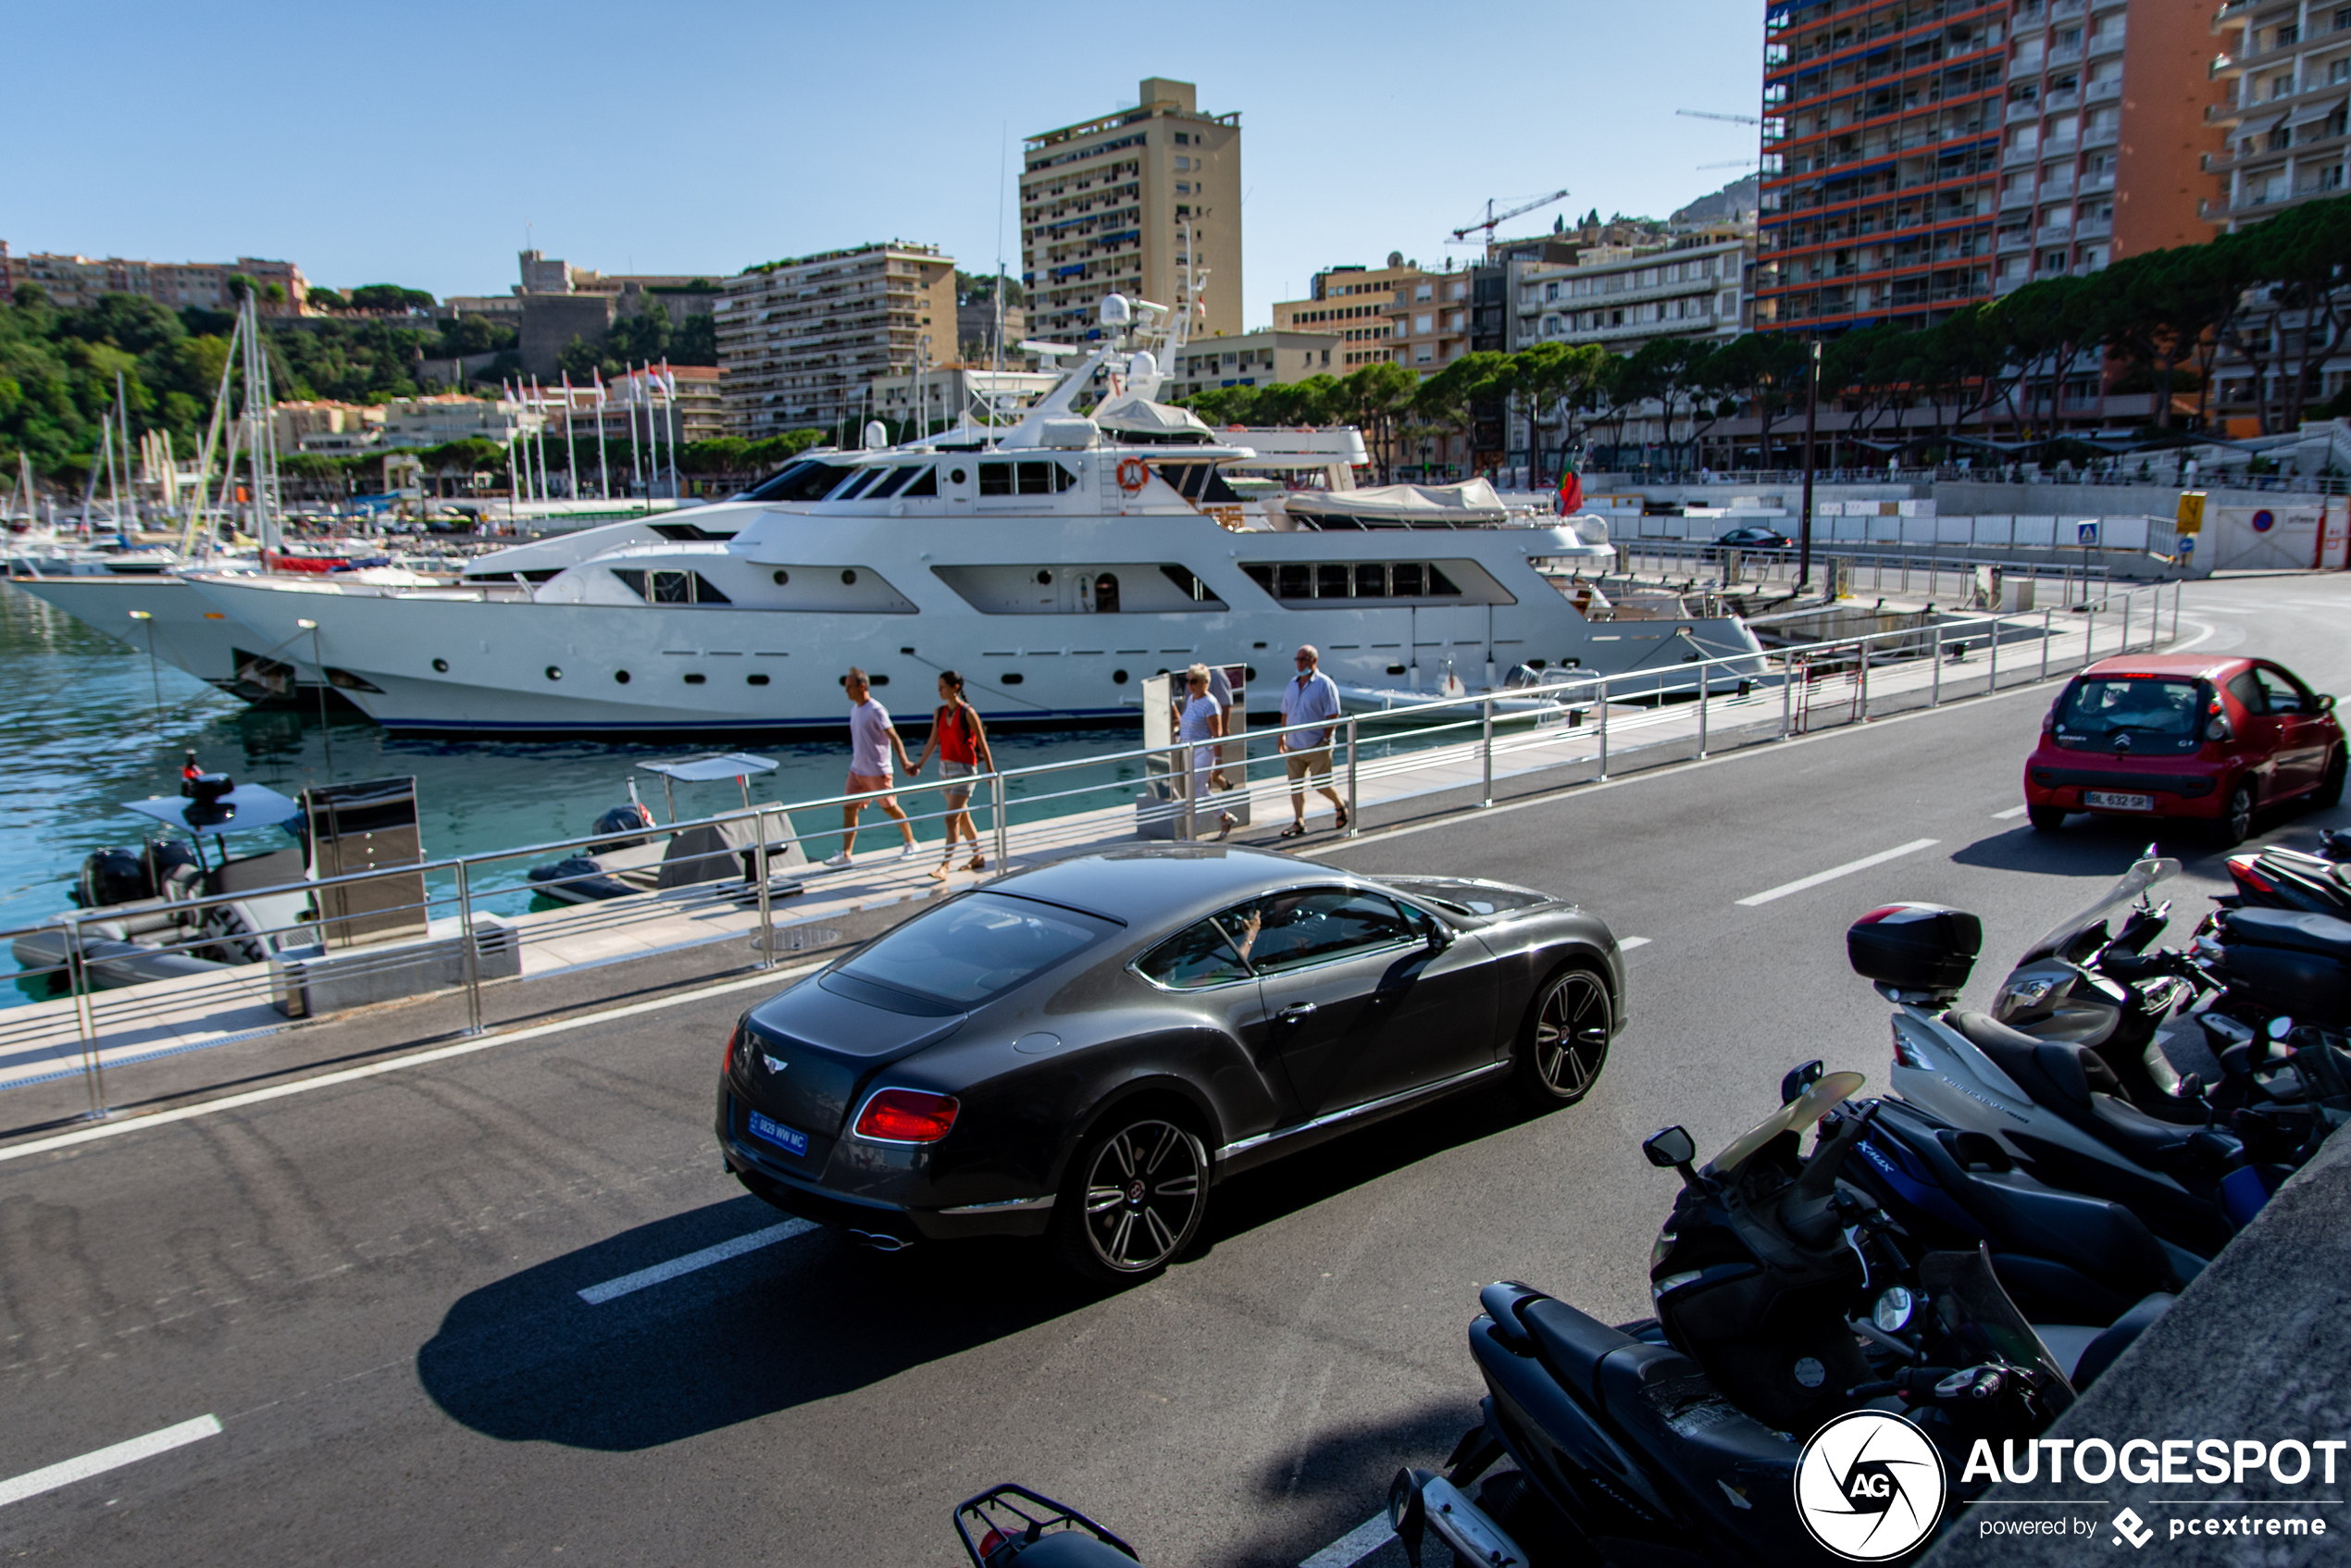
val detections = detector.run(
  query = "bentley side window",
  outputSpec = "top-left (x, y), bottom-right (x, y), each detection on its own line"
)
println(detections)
top-left (1138, 918), bottom-right (1252, 989)
top-left (1238, 890), bottom-right (1413, 974)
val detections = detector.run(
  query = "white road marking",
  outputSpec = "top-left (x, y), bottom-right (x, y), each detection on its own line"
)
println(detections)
top-left (1735, 839), bottom-right (1941, 907)
top-left (578, 1219), bottom-right (817, 1305)
top-left (1993, 804), bottom-right (2030, 820)
top-left (0, 963), bottom-right (827, 1166)
top-left (1619, 936), bottom-right (1652, 950)
top-left (1300, 1512), bottom-right (1394, 1568)
top-left (0, 1415), bottom-right (221, 1509)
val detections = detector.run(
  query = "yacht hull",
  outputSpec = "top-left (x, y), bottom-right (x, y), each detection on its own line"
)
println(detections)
top-left (183, 511), bottom-right (1765, 736)
top-left (6, 573), bottom-right (300, 697)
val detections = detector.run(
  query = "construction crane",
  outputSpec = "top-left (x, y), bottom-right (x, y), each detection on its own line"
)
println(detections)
top-left (1448, 189), bottom-right (1572, 245)
top-left (1697, 158), bottom-right (1760, 170)
top-left (1677, 108), bottom-right (1761, 126)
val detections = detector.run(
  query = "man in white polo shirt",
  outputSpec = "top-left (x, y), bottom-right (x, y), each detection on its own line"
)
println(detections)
top-left (1277, 643), bottom-right (1347, 838)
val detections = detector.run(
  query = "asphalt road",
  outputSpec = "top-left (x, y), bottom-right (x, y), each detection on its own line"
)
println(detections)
top-left (2, 574), bottom-right (2345, 1568)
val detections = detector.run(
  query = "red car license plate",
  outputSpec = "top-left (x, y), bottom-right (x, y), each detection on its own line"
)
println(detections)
top-left (2084, 790), bottom-right (2155, 811)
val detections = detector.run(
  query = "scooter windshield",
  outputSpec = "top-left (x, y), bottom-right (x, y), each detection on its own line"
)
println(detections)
top-left (1702, 1070), bottom-right (1866, 1179)
top-left (2017, 853), bottom-right (2181, 964)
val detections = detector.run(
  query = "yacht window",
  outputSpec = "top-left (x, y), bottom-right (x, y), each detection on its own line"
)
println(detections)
top-left (1242, 564), bottom-right (1275, 594)
top-left (867, 466), bottom-right (918, 500)
top-left (1015, 461), bottom-right (1060, 495)
top-left (1390, 563), bottom-right (1425, 596)
top-left (835, 468), bottom-right (886, 500)
top-left (979, 461), bottom-right (1016, 496)
top-left (740, 459), bottom-right (859, 503)
top-left (1275, 564), bottom-right (1313, 599)
top-left (1157, 565), bottom-right (1225, 606)
top-left (902, 467), bottom-right (939, 498)
top-left (1428, 565), bottom-right (1462, 595)
top-left (613, 568), bottom-right (731, 605)
top-left (1316, 564), bottom-right (1352, 598)
top-left (1355, 564), bottom-right (1389, 598)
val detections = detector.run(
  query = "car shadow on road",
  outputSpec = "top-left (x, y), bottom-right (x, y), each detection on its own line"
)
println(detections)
top-left (415, 1192), bottom-right (1097, 1452)
top-left (416, 1090), bottom-right (1548, 1454)
top-left (1220, 1398), bottom-right (1473, 1568)
top-left (1950, 818), bottom-right (2221, 876)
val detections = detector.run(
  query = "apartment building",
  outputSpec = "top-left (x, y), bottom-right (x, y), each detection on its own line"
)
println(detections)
top-left (1756, 0), bottom-right (2220, 336)
top-left (1512, 231), bottom-right (1754, 353)
top-left (1993, 0), bottom-right (2220, 291)
top-left (379, 394), bottom-right (537, 449)
top-left (715, 243), bottom-right (957, 441)
top-left (1754, 0), bottom-right (2010, 331)
top-left (272, 401), bottom-right (385, 454)
top-left (2208, 0), bottom-right (2351, 223)
top-left (1165, 330), bottom-right (1344, 400)
top-left (1021, 78), bottom-right (1242, 343)
top-left (1386, 267), bottom-right (1474, 368)
top-left (0, 243), bottom-right (308, 314)
top-left (1270, 257), bottom-right (1418, 367)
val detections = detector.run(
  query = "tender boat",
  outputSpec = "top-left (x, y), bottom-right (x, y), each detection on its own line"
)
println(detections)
top-left (526, 753), bottom-right (809, 904)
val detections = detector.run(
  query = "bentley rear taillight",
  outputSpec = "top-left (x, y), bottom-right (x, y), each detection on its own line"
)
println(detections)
top-left (722, 1021), bottom-right (741, 1076)
top-left (854, 1088), bottom-right (960, 1143)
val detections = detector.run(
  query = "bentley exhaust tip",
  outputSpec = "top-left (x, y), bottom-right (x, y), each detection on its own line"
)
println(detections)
top-left (847, 1229), bottom-right (914, 1252)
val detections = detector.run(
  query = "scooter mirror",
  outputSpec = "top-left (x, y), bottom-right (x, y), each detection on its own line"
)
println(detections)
top-left (1780, 1059), bottom-right (1825, 1105)
top-left (2270, 1016), bottom-right (2295, 1040)
top-left (1643, 1126), bottom-right (1697, 1169)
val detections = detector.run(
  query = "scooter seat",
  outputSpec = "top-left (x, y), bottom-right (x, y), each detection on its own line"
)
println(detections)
top-left (1943, 1011), bottom-right (2105, 1109)
top-left (1945, 1011), bottom-right (2196, 1165)
top-left (2220, 905), bottom-right (2351, 960)
top-left (1520, 1296), bottom-right (1635, 1406)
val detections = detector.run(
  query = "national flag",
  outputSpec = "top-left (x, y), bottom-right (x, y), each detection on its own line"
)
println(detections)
top-left (1553, 462), bottom-right (1584, 516)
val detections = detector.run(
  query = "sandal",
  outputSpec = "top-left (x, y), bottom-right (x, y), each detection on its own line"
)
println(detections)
top-left (1279, 823), bottom-right (1308, 839)
top-left (1335, 805), bottom-right (1351, 831)
top-left (927, 863), bottom-right (952, 881)
top-left (966, 853), bottom-right (987, 872)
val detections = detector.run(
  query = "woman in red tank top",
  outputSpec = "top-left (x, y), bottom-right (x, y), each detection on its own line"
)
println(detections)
top-left (912, 670), bottom-right (994, 878)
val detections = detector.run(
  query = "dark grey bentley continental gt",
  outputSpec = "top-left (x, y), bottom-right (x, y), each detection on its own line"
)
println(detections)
top-left (715, 845), bottom-right (1625, 1284)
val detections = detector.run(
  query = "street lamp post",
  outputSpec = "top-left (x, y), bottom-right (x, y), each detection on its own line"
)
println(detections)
top-left (1798, 339), bottom-right (1822, 592)
top-left (295, 618), bottom-right (331, 775)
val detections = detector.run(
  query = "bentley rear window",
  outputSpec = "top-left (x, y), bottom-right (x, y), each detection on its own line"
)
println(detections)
top-left (837, 892), bottom-right (1113, 1008)
top-left (2052, 678), bottom-right (2203, 753)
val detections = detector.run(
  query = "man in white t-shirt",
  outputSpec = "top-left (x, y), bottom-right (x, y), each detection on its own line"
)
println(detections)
top-left (1278, 644), bottom-right (1347, 838)
top-left (827, 666), bottom-right (918, 866)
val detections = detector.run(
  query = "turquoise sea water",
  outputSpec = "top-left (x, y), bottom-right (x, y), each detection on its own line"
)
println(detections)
top-left (0, 581), bottom-right (1168, 1002)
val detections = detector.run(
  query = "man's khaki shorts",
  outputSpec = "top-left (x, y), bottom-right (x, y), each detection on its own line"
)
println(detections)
top-left (1284, 746), bottom-right (1333, 784)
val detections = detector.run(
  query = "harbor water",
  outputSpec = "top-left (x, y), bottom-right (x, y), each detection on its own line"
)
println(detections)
top-left (0, 583), bottom-right (1169, 1004)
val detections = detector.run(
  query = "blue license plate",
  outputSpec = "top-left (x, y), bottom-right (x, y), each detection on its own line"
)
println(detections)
top-left (748, 1110), bottom-right (809, 1157)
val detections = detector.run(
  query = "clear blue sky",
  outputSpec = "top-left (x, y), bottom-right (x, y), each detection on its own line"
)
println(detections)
top-left (10, 0), bottom-right (1765, 327)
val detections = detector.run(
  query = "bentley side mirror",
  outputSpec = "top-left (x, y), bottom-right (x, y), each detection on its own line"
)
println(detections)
top-left (1781, 1059), bottom-right (1825, 1106)
top-left (1643, 1126), bottom-right (1699, 1190)
top-left (1424, 918), bottom-right (1455, 952)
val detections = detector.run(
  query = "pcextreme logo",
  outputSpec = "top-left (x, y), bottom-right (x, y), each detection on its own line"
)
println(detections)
top-left (1795, 1410), bottom-right (1947, 1562)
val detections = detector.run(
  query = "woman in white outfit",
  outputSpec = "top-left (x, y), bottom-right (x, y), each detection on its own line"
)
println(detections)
top-left (1176, 664), bottom-right (1237, 840)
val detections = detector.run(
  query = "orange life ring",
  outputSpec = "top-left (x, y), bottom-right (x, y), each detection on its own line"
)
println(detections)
top-left (1116, 456), bottom-right (1151, 493)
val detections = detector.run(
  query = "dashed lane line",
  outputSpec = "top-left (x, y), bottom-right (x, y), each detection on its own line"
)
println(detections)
top-left (1993, 804), bottom-right (2030, 820)
top-left (1735, 839), bottom-right (1941, 908)
top-left (0, 1415), bottom-right (221, 1509)
top-left (578, 1219), bottom-right (818, 1305)
top-left (1619, 937), bottom-right (1653, 950)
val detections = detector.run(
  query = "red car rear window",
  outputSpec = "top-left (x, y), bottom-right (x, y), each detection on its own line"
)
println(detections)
top-left (2051, 677), bottom-right (2205, 754)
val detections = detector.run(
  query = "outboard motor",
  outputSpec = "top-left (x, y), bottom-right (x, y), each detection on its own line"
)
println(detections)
top-left (77, 847), bottom-right (155, 911)
top-left (589, 803), bottom-right (657, 852)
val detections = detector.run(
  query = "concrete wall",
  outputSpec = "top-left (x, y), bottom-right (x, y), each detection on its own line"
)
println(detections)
top-left (1925, 1124), bottom-right (2351, 1568)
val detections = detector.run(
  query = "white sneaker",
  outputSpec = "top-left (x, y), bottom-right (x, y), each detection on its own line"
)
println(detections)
top-left (889, 842), bottom-right (915, 859)
top-left (824, 851), bottom-right (853, 867)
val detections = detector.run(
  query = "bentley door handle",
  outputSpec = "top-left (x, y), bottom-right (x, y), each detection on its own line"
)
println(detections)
top-left (1276, 1002), bottom-right (1318, 1023)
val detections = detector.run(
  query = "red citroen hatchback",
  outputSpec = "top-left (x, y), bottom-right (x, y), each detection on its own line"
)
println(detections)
top-left (2023, 655), bottom-right (2345, 844)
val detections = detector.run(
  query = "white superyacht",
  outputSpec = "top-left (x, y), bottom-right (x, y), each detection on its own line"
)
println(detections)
top-left (180, 300), bottom-right (1764, 734)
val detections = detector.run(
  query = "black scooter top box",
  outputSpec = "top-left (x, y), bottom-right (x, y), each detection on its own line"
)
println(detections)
top-left (1847, 902), bottom-right (1983, 993)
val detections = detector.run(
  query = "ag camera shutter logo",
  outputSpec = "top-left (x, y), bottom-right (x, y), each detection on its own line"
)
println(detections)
top-left (1794, 1410), bottom-right (1947, 1561)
